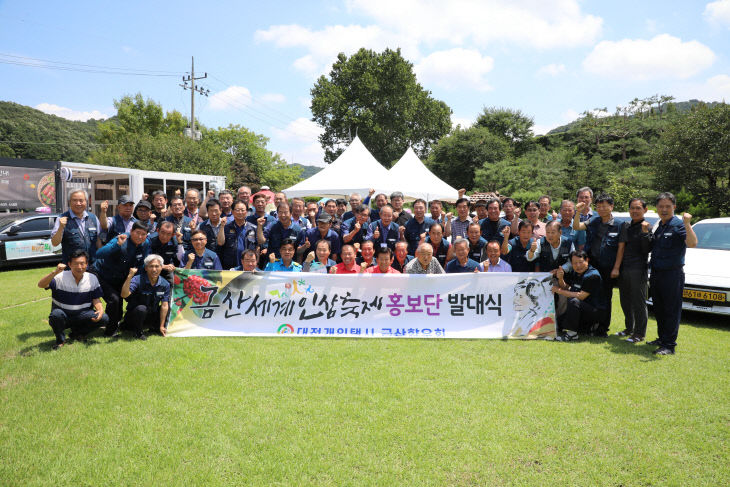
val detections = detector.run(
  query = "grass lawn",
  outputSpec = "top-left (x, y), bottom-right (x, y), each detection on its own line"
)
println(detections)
top-left (1, 266), bottom-right (728, 486)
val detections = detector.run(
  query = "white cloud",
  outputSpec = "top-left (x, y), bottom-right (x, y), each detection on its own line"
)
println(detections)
top-left (255, 24), bottom-right (410, 77)
top-left (270, 118), bottom-right (326, 166)
top-left (674, 74), bottom-right (730, 102)
top-left (34, 103), bottom-right (109, 121)
top-left (259, 93), bottom-right (286, 104)
top-left (346, 0), bottom-right (603, 49)
top-left (256, 1), bottom-right (602, 76)
top-left (537, 63), bottom-right (566, 77)
top-left (451, 116), bottom-right (473, 129)
top-left (208, 86), bottom-right (252, 110)
top-left (704, 0), bottom-right (730, 26)
top-left (583, 34), bottom-right (715, 80)
top-left (271, 117), bottom-right (324, 142)
top-left (414, 48), bottom-right (494, 91)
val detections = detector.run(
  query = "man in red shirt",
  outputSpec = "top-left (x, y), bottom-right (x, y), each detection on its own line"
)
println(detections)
top-left (365, 246), bottom-right (400, 274)
top-left (330, 245), bottom-right (361, 274)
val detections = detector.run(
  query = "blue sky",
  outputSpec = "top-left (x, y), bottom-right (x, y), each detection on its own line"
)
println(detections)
top-left (1, 0), bottom-right (729, 166)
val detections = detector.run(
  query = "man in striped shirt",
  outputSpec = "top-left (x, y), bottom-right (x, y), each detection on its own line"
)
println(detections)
top-left (37, 250), bottom-right (108, 349)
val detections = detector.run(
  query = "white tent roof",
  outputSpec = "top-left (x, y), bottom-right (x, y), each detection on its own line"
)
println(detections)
top-left (388, 147), bottom-right (459, 202)
top-left (283, 136), bottom-right (392, 198)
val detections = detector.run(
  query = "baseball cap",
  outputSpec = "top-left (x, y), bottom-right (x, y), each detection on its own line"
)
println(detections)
top-left (118, 195), bottom-right (134, 205)
top-left (316, 213), bottom-right (332, 223)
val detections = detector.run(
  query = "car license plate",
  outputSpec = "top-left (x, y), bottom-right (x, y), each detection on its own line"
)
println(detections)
top-left (683, 289), bottom-right (727, 302)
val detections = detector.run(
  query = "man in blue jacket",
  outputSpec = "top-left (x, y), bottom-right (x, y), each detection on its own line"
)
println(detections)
top-left (91, 221), bottom-right (150, 337)
top-left (648, 192), bottom-right (697, 355)
top-left (51, 189), bottom-right (103, 264)
top-left (573, 194), bottom-right (628, 336)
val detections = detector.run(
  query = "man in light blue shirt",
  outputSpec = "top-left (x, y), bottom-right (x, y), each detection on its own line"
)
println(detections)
top-left (264, 239), bottom-right (302, 272)
top-left (481, 240), bottom-right (512, 272)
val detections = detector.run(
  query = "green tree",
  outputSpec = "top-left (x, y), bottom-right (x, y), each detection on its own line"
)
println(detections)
top-left (473, 146), bottom-right (575, 202)
top-left (652, 103), bottom-right (730, 216)
top-left (427, 126), bottom-right (510, 190)
top-left (474, 107), bottom-right (535, 156)
top-left (311, 48), bottom-right (452, 166)
top-left (97, 93), bottom-right (187, 144)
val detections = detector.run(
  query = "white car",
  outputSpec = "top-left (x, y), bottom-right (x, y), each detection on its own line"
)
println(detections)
top-left (649, 217), bottom-right (730, 316)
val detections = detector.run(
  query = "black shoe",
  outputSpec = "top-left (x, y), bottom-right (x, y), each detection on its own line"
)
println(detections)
top-left (615, 330), bottom-right (630, 337)
top-left (51, 341), bottom-right (65, 350)
top-left (653, 347), bottom-right (675, 355)
top-left (647, 339), bottom-right (662, 346)
top-left (137, 333), bottom-right (148, 341)
top-left (593, 331), bottom-right (609, 338)
top-left (104, 325), bottom-right (119, 337)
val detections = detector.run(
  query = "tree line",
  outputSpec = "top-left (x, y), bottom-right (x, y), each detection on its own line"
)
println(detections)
top-left (311, 48), bottom-right (729, 217)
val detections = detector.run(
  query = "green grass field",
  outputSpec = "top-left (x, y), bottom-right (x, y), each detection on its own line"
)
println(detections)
top-left (1, 266), bottom-right (728, 486)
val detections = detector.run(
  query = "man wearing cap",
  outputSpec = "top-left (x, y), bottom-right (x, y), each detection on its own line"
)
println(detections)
top-left (52, 189), bottom-right (103, 264)
top-left (134, 200), bottom-right (157, 233)
top-left (303, 213), bottom-right (341, 262)
top-left (101, 195), bottom-right (137, 244)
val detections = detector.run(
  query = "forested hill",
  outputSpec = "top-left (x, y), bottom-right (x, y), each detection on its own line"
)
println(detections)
top-left (546, 99), bottom-right (724, 135)
top-left (0, 101), bottom-right (107, 162)
top-left (0, 101), bottom-right (323, 180)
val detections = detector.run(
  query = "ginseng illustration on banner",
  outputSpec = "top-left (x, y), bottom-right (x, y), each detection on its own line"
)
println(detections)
top-left (169, 270), bottom-right (556, 339)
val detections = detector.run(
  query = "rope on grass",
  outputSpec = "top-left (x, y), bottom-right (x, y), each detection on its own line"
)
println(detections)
top-left (0, 296), bottom-right (51, 311)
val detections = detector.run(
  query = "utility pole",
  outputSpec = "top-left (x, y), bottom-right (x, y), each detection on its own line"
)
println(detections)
top-left (180, 56), bottom-right (209, 140)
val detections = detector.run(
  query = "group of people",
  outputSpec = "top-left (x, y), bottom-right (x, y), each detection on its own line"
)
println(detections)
top-left (39, 183), bottom-right (696, 356)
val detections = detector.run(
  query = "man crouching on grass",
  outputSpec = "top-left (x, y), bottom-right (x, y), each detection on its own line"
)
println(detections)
top-left (121, 254), bottom-right (170, 340)
top-left (37, 250), bottom-right (108, 350)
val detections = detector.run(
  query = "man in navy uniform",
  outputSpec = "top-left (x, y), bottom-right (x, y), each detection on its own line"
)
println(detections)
top-left (121, 254), bottom-right (171, 340)
top-left (51, 189), bottom-right (103, 264)
top-left (648, 192), bottom-right (697, 355)
top-left (258, 203), bottom-right (304, 259)
top-left (101, 195), bottom-right (137, 243)
top-left (147, 221), bottom-right (180, 286)
top-left (91, 221), bottom-right (151, 337)
top-left (198, 198), bottom-right (225, 262)
top-left (573, 193), bottom-right (628, 336)
top-left (403, 198), bottom-right (434, 256)
top-left (304, 213), bottom-right (342, 262)
top-left (480, 198), bottom-right (510, 244)
top-left (165, 196), bottom-right (194, 254)
top-left (37, 250), bottom-right (108, 349)
top-left (366, 204), bottom-right (400, 253)
top-left (342, 204), bottom-right (371, 251)
top-left (218, 200), bottom-right (257, 270)
top-left (552, 250), bottom-right (605, 341)
top-left (182, 229), bottom-right (223, 270)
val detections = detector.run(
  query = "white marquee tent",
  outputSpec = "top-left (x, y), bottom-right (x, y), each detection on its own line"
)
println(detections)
top-left (388, 147), bottom-right (459, 202)
top-left (283, 136), bottom-right (392, 198)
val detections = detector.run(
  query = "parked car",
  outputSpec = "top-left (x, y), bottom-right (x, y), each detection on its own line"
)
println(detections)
top-left (648, 217), bottom-right (730, 317)
top-left (0, 213), bottom-right (61, 268)
top-left (611, 211), bottom-right (660, 227)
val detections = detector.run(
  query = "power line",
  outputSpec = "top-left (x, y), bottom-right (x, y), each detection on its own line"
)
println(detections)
top-left (0, 53), bottom-right (181, 74)
top-left (0, 54), bottom-right (181, 77)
